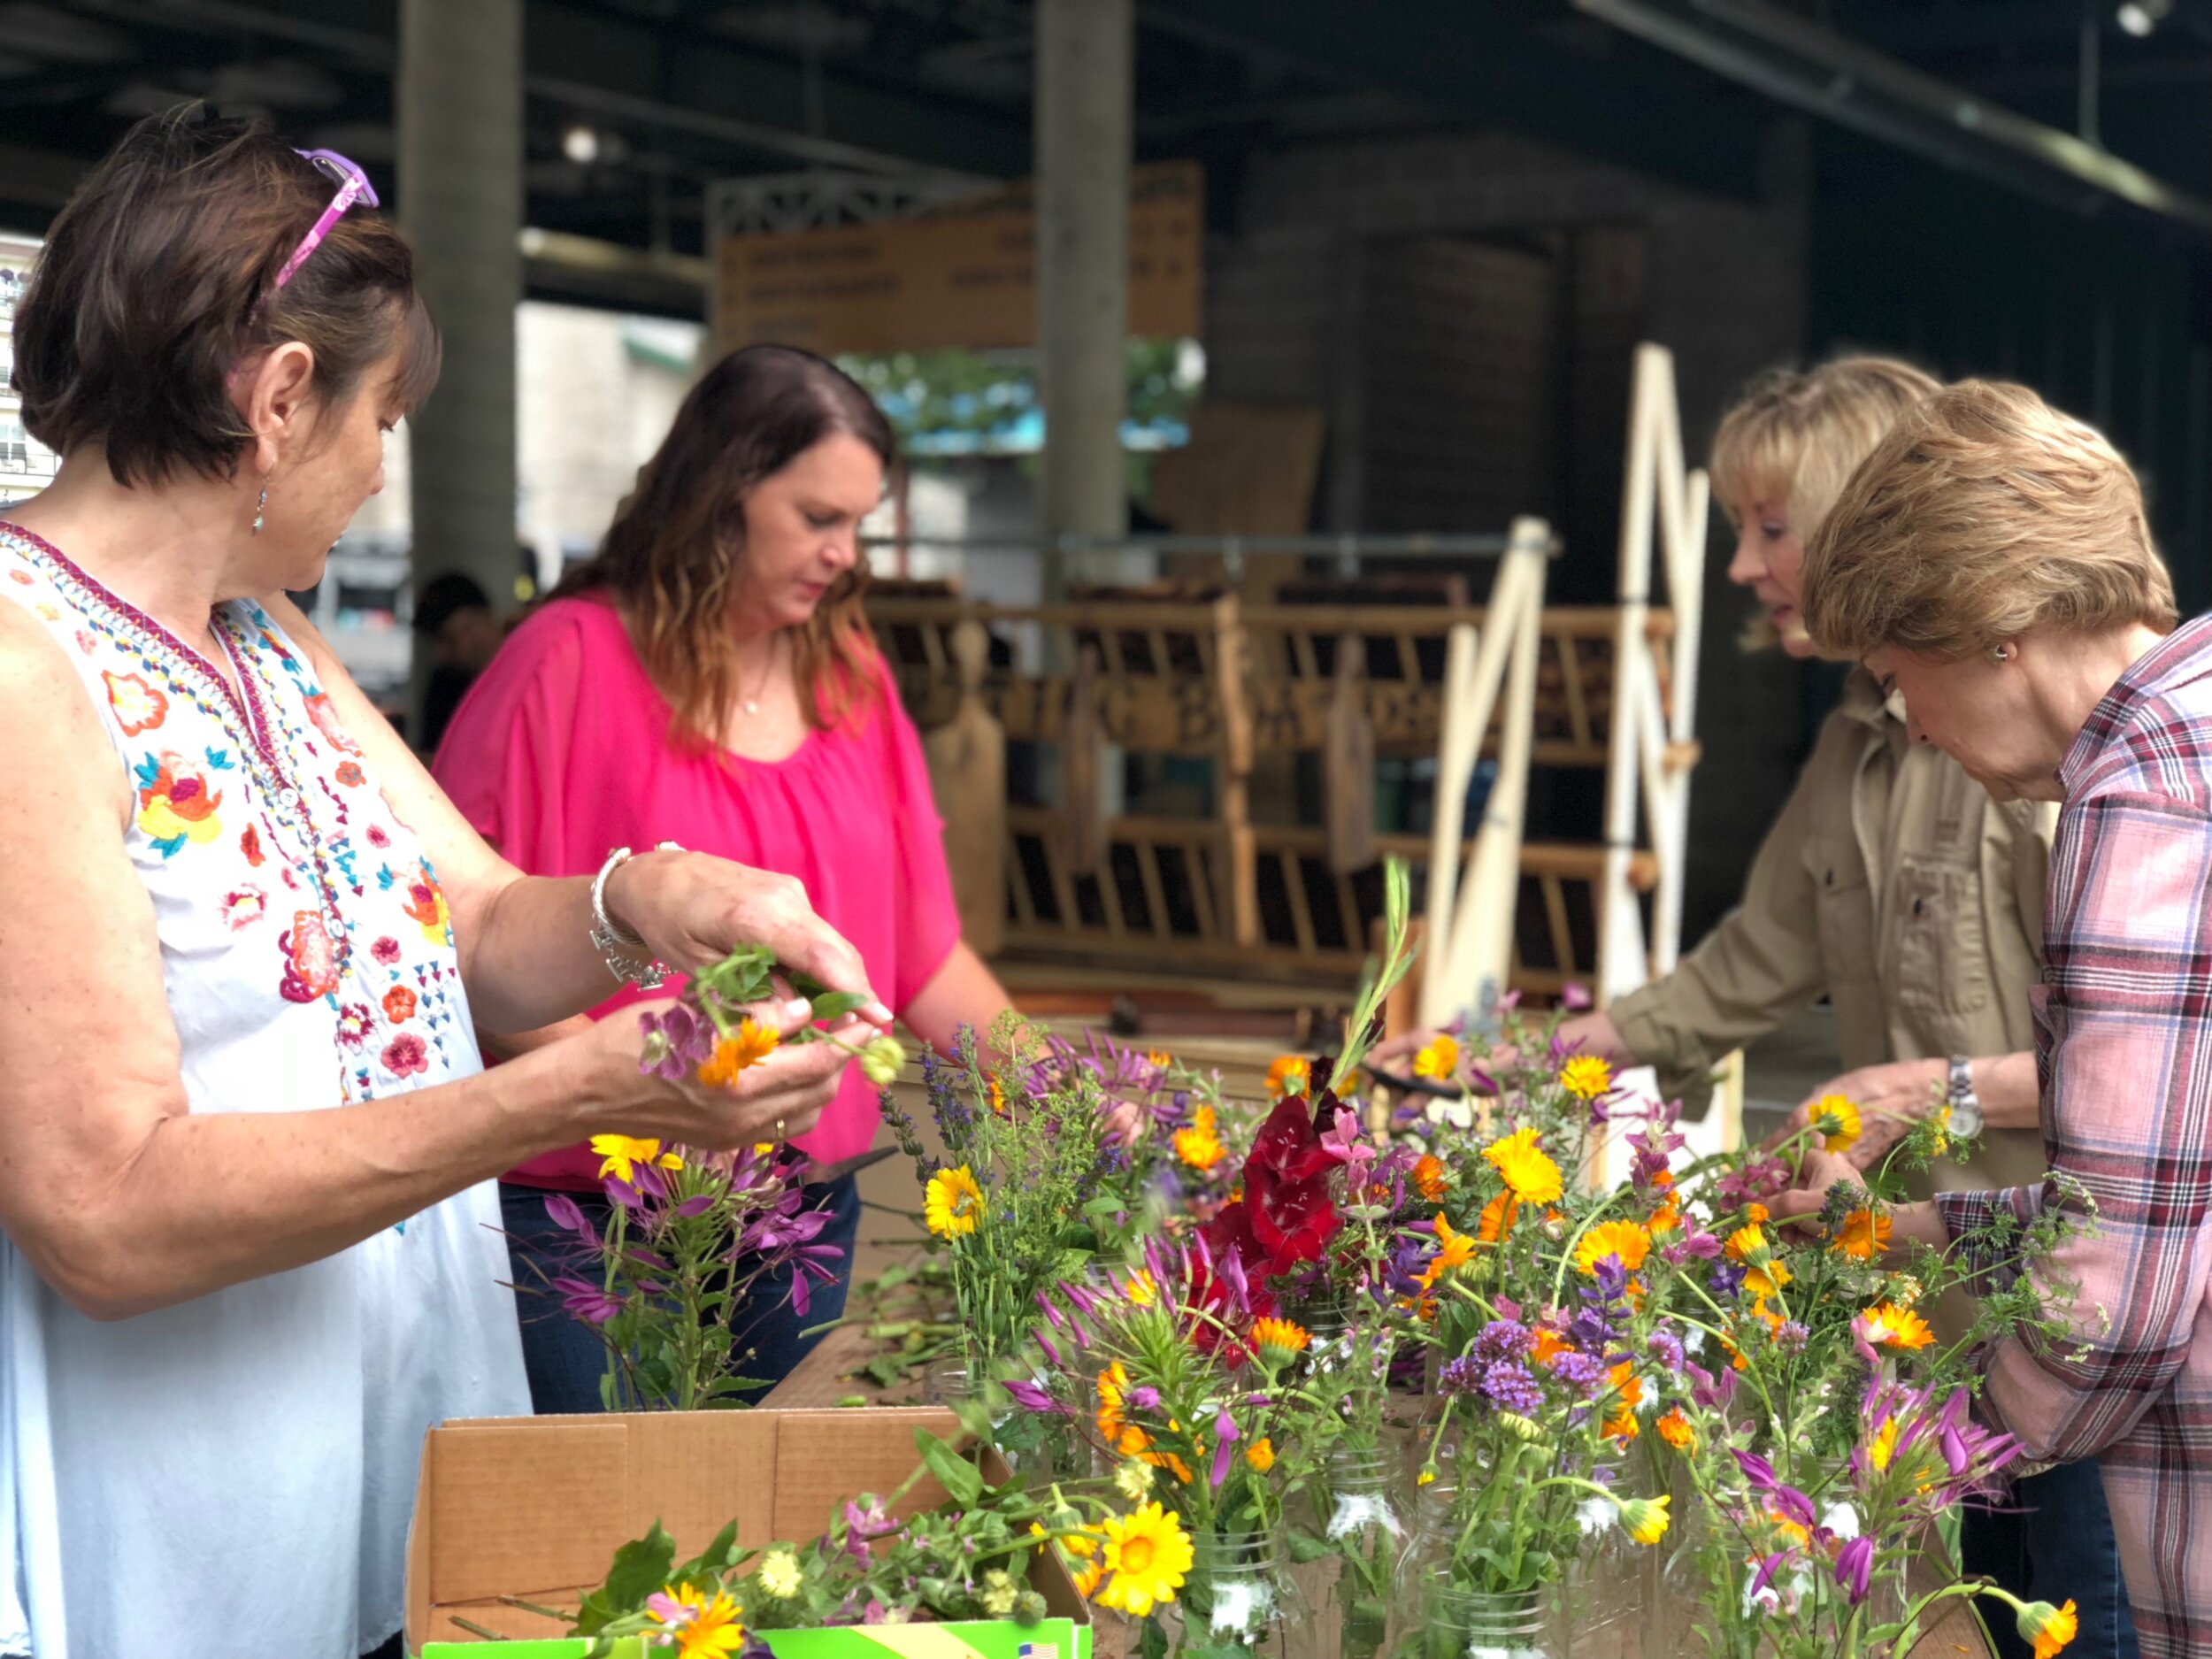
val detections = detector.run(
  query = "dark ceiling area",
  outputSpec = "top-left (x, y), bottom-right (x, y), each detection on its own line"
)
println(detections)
top-left (0, 0), bottom-right (2202, 277)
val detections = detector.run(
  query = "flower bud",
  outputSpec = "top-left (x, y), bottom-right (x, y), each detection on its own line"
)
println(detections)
top-left (861, 1034), bottom-right (909, 1087)
top-left (1618, 1495), bottom-right (1671, 1546)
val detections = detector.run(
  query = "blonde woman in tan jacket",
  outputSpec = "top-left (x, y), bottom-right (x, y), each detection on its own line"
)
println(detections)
top-left (1383, 356), bottom-right (2132, 1658)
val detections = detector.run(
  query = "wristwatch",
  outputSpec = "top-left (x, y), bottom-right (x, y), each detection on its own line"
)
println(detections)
top-left (1945, 1055), bottom-right (1984, 1138)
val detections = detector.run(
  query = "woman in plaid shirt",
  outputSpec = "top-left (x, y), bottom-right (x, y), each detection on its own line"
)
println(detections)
top-left (1779, 380), bottom-right (2205, 1654)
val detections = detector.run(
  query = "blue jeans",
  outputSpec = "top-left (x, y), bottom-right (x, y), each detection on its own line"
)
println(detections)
top-left (1962, 1458), bottom-right (2139, 1659)
top-left (498, 1174), bottom-right (861, 1415)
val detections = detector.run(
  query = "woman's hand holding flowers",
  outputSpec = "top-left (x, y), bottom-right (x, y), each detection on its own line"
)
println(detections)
top-left (603, 848), bottom-right (893, 1027)
top-left (584, 993), bottom-right (843, 1151)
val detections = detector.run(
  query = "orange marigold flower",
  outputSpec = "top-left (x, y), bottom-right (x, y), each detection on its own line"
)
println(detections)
top-left (1265, 1055), bottom-right (1312, 1100)
top-left (1095, 1361), bottom-right (1149, 1455)
top-left (1832, 1207), bottom-right (1893, 1261)
top-left (1858, 1302), bottom-right (1936, 1352)
top-left (1245, 1437), bottom-right (1277, 1472)
top-left (1411, 1154), bottom-right (1448, 1203)
top-left (1174, 1125), bottom-right (1226, 1171)
top-left (1655, 1407), bottom-right (1696, 1451)
top-left (1418, 1212), bottom-right (1476, 1289)
top-left (698, 1017), bottom-right (780, 1087)
top-left (1476, 1192), bottom-right (1517, 1245)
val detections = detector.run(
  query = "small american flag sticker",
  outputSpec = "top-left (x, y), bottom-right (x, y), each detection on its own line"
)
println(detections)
top-left (1018, 1643), bottom-right (1057, 1659)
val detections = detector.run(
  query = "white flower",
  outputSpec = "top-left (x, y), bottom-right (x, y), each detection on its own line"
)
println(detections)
top-left (1113, 1458), bottom-right (1155, 1503)
top-left (1577, 1496), bottom-right (1616, 1536)
top-left (758, 1548), bottom-right (803, 1599)
top-left (1821, 1502), bottom-right (1861, 1540)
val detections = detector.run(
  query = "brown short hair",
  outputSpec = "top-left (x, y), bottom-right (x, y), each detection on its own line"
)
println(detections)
top-left (552, 344), bottom-right (894, 749)
top-left (1801, 380), bottom-right (2177, 662)
top-left (15, 106), bottom-right (437, 488)
top-left (1710, 355), bottom-right (1941, 536)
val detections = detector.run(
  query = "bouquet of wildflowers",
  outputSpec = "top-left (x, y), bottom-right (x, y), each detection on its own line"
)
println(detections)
top-left (531, 1426), bottom-right (1190, 1655)
top-left (535, 1139), bottom-right (844, 1412)
top-left (1029, 1239), bottom-right (1315, 1659)
top-left (1023, 1032), bottom-right (1252, 1248)
top-left (881, 1014), bottom-right (1121, 1390)
top-left (1641, 1100), bottom-right (2092, 1659)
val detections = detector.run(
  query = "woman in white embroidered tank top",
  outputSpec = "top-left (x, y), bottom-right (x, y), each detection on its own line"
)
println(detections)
top-left (0, 112), bottom-right (886, 1659)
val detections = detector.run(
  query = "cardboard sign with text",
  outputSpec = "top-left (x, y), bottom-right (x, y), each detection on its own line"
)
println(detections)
top-left (715, 161), bottom-right (1202, 356)
top-left (404, 1408), bottom-right (1090, 1659)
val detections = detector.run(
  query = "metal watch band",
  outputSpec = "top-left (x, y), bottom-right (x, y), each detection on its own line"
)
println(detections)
top-left (1946, 1054), bottom-right (1984, 1135)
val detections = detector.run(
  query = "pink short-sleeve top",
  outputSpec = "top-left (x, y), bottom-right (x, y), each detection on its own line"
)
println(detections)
top-left (432, 594), bottom-right (959, 1183)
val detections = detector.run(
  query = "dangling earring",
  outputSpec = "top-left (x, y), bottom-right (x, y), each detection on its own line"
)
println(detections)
top-left (252, 485), bottom-right (267, 535)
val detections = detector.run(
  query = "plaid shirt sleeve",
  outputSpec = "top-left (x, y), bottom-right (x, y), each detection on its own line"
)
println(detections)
top-left (1941, 791), bottom-right (2212, 1465)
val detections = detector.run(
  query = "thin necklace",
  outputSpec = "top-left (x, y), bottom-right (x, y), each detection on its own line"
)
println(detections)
top-left (738, 633), bottom-right (783, 716)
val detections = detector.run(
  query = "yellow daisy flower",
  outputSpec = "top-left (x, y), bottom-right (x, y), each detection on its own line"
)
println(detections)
top-left (1094, 1503), bottom-right (1194, 1618)
top-left (1482, 1125), bottom-right (1564, 1206)
top-left (1559, 1055), bottom-right (1614, 1101)
top-left (590, 1133), bottom-right (683, 1184)
top-left (1249, 1317), bottom-right (1311, 1367)
top-left (650, 1584), bottom-right (747, 1658)
top-left (924, 1165), bottom-right (986, 1239)
top-left (1815, 1093), bottom-right (1863, 1153)
top-left (1412, 1033), bottom-right (1460, 1081)
top-left (1574, 1219), bottom-right (1654, 1277)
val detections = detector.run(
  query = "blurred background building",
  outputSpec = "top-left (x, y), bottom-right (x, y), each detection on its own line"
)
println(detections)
top-left (0, 0), bottom-right (2201, 968)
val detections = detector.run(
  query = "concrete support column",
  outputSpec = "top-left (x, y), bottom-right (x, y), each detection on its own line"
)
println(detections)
top-left (1034, 0), bottom-right (1133, 601)
top-left (398, 0), bottom-right (522, 735)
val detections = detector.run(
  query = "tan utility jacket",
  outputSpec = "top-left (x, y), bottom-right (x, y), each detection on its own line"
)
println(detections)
top-left (1609, 669), bottom-right (2055, 1197)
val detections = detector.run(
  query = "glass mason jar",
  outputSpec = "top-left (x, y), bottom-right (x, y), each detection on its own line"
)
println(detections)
top-left (1156, 1530), bottom-right (1312, 1659)
top-left (1395, 1586), bottom-right (1554, 1659)
top-left (1385, 1485), bottom-right (1559, 1659)
top-left (1310, 1448), bottom-right (1407, 1659)
top-left (921, 1356), bottom-right (973, 1407)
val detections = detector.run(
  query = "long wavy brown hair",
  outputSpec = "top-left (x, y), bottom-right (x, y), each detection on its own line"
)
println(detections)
top-left (552, 343), bottom-right (894, 752)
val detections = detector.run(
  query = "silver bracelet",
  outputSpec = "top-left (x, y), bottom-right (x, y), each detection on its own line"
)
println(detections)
top-left (590, 842), bottom-right (683, 989)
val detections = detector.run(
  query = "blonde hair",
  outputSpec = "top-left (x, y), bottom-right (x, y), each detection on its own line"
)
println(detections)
top-left (1800, 379), bottom-right (2177, 663)
top-left (1712, 356), bottom-right (1939, 652)
top-left (1712, 356), bottom-right (1942, 535)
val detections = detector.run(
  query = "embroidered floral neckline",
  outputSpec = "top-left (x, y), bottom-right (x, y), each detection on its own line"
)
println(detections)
top-left (0, 518), bottom-right (289, 782)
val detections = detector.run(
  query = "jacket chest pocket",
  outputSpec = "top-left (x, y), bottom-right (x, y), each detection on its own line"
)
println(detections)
top-left (1890, 853), bottom-right (1991, 1018)
top-left (1803, 835), bottom-right (1878, 988)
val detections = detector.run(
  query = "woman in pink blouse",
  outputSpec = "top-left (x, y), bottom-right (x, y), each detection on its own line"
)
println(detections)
top-left (435, 344), bottom-right (1011, 1409)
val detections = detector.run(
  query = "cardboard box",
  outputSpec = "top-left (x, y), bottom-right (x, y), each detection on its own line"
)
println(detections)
top-left (405, 1408), bottom-right (1092, 1659)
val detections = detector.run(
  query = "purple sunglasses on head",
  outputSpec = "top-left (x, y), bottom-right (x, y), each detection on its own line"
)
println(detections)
top-left (269, 148), bottom-right (379, 291)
